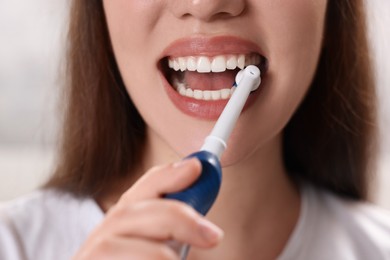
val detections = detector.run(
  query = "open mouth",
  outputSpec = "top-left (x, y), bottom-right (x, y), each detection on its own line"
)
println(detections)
top-left (160, 53), bottom-right (268, 101)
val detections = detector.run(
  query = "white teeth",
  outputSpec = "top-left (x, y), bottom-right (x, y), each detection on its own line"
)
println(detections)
top-left (178, 85), bottom-right (186, 96)
top-left (226, 55), bottom-right (238, 70)
top-left (189, 87), bottom-right (235, 101)
top-left (178, 57), bottom-right (186, 71)
top-left (172, 75), bottom-right (236, 101)
top-left (221, 88), bottom-right (231, 99)
top-left (197, 56), bottom-right (211, 73)
top-left (185, 88), bottom-right (193, 98)
top-left (211, 55), bottom-right (226, 72)
top-left (173, 60), bottom-right (180, 71)
top-left (168, 54), bottom-right (261, 73)
top-left (173, 80), bottom-right (236, 101)
top-left (168, 53), bottom-right (261, 100)
top-left (211, 90), bottom-right (221, 100)
top-left (203, 90), bottom-right (212, 100)
top-left (187, 57), bottom-right (197, 71)
top-left (193, 89), bottom-right (203, 100)
top-left (237, 54), bottom-right (245, 69)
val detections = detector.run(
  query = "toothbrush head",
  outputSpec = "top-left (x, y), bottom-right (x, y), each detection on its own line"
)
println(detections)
top-left (234, 65), bottom-right (261, 91)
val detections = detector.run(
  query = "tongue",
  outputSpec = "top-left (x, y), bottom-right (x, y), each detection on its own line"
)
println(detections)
top-left (184, 70), bottom-right (238, 91)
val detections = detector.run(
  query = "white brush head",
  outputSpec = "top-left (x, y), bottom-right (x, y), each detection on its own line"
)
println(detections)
top-left (235, 65), bottom-right (261, 91)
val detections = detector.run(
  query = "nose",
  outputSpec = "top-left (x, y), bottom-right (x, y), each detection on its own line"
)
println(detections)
top-left (170, 0), bottom-right (246, 22)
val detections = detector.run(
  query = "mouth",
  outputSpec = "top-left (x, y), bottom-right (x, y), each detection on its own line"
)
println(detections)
top-left (161, 53), bottom-right (267, 100)
top-left (158, 36), bottom-right (268, 119)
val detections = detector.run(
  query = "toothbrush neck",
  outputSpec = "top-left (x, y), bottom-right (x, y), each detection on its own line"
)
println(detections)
top-left (201, 135), bottom-right (226, 159)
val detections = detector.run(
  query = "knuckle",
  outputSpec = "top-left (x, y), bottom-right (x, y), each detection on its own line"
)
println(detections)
top-left (166, 201), bottom-right (187, 216)
top-left (108, 203), bottom-right (129, 219)
top-left (166, 201), bottom-right (198, 224)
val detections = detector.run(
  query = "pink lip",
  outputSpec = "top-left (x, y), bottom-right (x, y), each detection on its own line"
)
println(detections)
top-left (158, 36), bottom-right (266, 120)
top-left (160, 35), bottom-right (265, 59)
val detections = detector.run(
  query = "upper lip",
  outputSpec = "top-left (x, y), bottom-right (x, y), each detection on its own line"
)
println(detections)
top-left (159, 35), bottom-right (266, 59)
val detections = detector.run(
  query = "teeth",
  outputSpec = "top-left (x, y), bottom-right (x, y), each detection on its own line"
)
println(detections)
top-left (203, 90), bottom-right (212, 100)
top-left (193, 89), bottom-right (203, 100)
top-left (168, 54), bottom-right (261, 73)
top-left (221, 88), bottom-right (231, 99)
top-left (178, 85), bottom-right (186, 96)
top-left (168, 53), bottom-right (261, 100)
top-left (211, 90), bottom-right (221, 100)
top-left (173, 60), bottom-right (180, 71)
top-left (245, 55), bottom-right (261, 67)
top-left (197, 57), bottom-right (211, 73)
top-left (237, 54), bottom-right (245, 69)
top-left (185, 88), bottom-right (194, 98)
top-left (172, 80), bottom-right (236, 101)
top-left (211, 56), bottom-right (226, 72)
top-left (187, 57), bottom-right (197, 71)
top-left (179, 57), bottom-right (186, 71)
top-left (226, 55), bottom-right (238, 70)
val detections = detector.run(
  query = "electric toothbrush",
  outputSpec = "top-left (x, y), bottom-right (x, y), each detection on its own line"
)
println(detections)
top-left (165, 65), bottom-right (261, 259)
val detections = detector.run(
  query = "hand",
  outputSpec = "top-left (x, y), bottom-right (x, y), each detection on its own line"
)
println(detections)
top-left (73, 158), bottom-right (224, 260)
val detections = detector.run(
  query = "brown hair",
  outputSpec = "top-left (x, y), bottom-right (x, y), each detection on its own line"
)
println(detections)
top-left (284, 1), bottom-right (376, 200)
top-left (45, 0), bottom-right (377, 200)
top-left (45, 1), bottom-right (145, 196)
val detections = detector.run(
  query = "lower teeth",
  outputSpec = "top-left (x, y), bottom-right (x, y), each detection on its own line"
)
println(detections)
top-left (173, 79), bottom-right (235, 101)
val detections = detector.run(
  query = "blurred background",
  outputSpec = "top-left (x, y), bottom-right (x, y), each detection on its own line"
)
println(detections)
top-left (0, 1), bottom-right (389, 208)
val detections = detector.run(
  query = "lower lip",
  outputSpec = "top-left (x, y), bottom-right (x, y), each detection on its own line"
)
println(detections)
top-left (160, 71), bottom-right (262, 120)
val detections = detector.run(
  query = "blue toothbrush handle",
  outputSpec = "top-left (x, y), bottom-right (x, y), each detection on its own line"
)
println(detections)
top-left (164, 151), bottom-right (222, 259)
top-left (165, 150), bottom-right (222, 216)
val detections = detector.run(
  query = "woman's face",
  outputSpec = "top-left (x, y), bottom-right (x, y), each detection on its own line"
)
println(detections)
top-left (103, 0), bottom-right (327, 165)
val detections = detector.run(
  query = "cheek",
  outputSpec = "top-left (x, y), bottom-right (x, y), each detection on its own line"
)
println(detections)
top-left (103, 0), bottom-right (163, 49)
top-left (265, 1), bottom-right (327, 76)
top-left (103, 1), bottom-right (165, 82)
top-left (103, 1), bottom-right (206, 157)
top-left (219, 1), bottom-right (328, 164)
top-left (103, 1), bottom-right (173, 133)
top-left (262, 0), bottom-right (327, 118)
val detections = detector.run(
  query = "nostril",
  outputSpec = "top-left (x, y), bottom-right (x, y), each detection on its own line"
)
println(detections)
top-left (170, 0), bottom-right (246, 22)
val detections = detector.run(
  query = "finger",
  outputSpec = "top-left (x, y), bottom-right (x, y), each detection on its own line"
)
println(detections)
top-left (104, 199), bottom-right (224, 248)
top-left (76, 236), bottom-right (178, 260)
top-left (119, 158), bottom-right (202, 204)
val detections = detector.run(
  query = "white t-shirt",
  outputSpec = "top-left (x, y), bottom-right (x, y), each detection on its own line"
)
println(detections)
top-left (0, 185), bottom-right (389, 260)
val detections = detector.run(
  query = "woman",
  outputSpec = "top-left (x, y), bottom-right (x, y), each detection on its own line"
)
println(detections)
top-left (1, 0), bottom-right (389, 259)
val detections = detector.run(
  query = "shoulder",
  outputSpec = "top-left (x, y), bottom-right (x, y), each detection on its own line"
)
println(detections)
top-left (316, 185), bottom-right (390, 247)
top-left (0, 189), bottom-right (103, 234)
top-left (282, 184), bottom-right (390, 260)
top-left (0, 189), bottom-right (103, 260)
top-left (1, 189), bottom-right (89, 219)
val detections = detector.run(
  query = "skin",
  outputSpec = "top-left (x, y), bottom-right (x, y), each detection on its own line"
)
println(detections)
top-left (74, 0), bottom-right (328, 259)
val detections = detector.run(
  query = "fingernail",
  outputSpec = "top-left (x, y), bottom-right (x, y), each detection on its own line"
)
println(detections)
top-left (197, 219), bottom-right (224, 243)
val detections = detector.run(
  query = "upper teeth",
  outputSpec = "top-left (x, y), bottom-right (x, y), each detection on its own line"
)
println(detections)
top-left (168, 54), bottom-right (261, 73)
